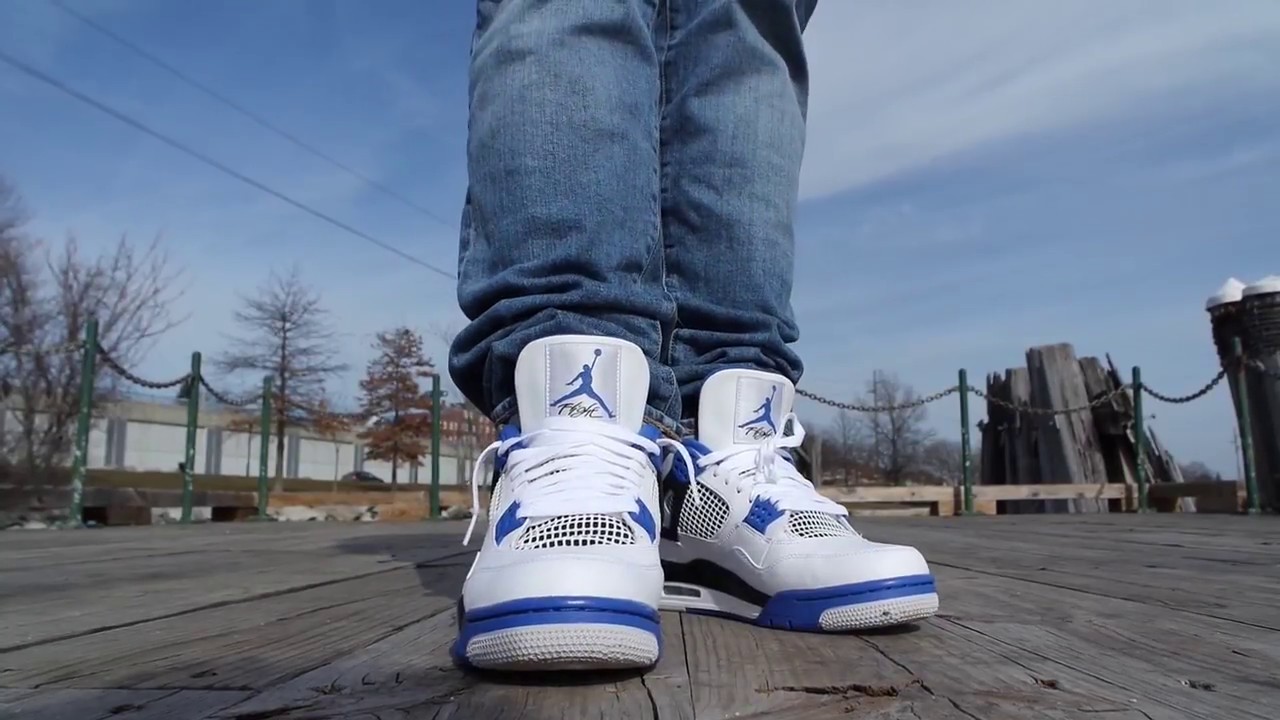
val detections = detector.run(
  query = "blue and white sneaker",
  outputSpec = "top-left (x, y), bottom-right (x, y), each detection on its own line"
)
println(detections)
top-left (658, 369), bottom-right (939, 632)
top-left (453, 335), bottom-right (683, 671)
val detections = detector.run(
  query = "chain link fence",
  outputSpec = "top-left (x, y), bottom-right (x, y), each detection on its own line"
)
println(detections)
top-left (797, 364), bottom-right (1237, 416)
top-left (60, 318), bottom-right (450, 525)
top-left (795, 350), bottom-right (1273, 515)
top-left (53, 314), bottom-right (1278, 523)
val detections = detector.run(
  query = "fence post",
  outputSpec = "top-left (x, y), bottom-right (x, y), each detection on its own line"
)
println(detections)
top-left (1232, 337), bottom-right (1260, 514)
top-left (70, 318), bottom-right (99, 527)
top-left (1132, 366), bottom-right (1148, 512)
top-left (430, 373), bottom-right (442, 519)
top-left (957, 369), bottom-right (974, 515)
top-left (257, 375), bottom-right (273, 519)
top-left (180, 351), bottom-right (201, 524)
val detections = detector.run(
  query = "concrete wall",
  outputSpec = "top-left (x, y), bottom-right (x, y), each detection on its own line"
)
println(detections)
top-left (3, 398), bottom-right (469, 486)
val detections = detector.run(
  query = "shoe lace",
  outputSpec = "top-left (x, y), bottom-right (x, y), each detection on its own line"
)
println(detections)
top-left (694, 412), bottom-right (847, 516)
top-left (462, 417), bottom-right (694, 545)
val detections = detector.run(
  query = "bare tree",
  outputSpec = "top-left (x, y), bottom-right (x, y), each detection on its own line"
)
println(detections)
top-left (1, 178), bottom-right (183, 473)
top-left (216, 267), bottom-right (348, 484)
top-left (920, 439), bottom-right (964, 485)
top-left (825, 410), bottom-right (862, 485)
top-left (856, 371), bottom-right (936, 485)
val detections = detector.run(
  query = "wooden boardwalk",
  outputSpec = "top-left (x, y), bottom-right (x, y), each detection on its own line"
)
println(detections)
top-left (1, 515), bottom-right (1277, 719)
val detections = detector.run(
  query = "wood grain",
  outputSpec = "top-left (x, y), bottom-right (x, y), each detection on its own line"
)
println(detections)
top-left (2, 516), bottom-right (1278, 719)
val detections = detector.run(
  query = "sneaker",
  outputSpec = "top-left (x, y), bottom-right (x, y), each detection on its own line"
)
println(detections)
top-left (658, 369), bottom-right (939, 631)
top-left (452, 335), bottom-right (682, 670)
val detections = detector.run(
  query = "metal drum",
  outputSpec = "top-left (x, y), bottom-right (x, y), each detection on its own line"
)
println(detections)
top-left (1241, 277), bottom-right (1280, 511)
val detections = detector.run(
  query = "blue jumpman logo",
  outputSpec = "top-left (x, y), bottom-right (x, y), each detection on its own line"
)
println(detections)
top-left (739, 385), bottom-right (778, 434)
top-left (549, 348), bottom-right (615, 419)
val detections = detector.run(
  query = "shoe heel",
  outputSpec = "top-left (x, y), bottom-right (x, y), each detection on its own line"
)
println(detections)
top-left (453, 596), bottom-right (662, 671)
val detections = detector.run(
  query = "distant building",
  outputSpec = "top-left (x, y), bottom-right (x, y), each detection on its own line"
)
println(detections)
top-left (438, 403), bottom-right (495, 449)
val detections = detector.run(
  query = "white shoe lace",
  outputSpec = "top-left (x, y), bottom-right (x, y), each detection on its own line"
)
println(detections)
top-left (462, 416), bottom-right (694, 546)
top-left (694, 412), bottom-right (847, 516)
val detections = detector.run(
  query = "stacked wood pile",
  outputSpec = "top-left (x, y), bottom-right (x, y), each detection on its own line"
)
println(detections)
top-left (978, 343), bottom-right (1188, 514)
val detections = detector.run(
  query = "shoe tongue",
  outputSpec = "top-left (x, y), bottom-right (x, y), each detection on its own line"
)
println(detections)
top-left (697, 370), bottom-right (796, 450)
top-left (514, 335), bottom-right (649, 433)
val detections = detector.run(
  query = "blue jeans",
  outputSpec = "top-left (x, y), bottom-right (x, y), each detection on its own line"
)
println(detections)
top-left (450, 0), bottom-right (817, 434)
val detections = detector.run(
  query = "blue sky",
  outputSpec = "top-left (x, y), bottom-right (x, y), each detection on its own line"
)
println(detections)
top-left (1, 1), bottom-right (1278, 475)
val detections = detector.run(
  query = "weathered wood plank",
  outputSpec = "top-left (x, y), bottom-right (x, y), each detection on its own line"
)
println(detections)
top-left (1026, 344), bottom-right (1110, 512)
top-left (931, 568), bottom-right (1278, 719)
top-left (2, 562), bottom-right (469, 689)
top-left (210, 606), bottom-right (470, 719)
top-left (0, 688), bottom-right (250, 720)
top-left (0, 527), bottom-right (470, 650)
top-left (212, 610), bottom-right (690, 719)
top-left (682, 612), bottom-right (920, 719)
top-left (861, 518), bottom-right (1280, 628)
top-left (5, 518), bottom-right (1278, 719)
top-left (644, 612), bottom-right (695, 720)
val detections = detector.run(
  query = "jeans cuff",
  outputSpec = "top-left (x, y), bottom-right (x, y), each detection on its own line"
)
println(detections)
top-left (679, 418), bottom-right (698, 438)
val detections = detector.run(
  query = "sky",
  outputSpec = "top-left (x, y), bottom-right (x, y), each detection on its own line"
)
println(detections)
top-left (1, 0), bottom-right (1278, 476)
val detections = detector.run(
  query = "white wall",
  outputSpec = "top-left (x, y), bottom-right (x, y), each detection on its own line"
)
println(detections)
top-left (121, 422), bottom-right (200, 472)
top-left (2, 401), bottom-right (467, 486)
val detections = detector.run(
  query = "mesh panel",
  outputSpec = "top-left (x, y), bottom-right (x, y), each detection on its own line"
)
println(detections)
top-left (512, 514), bottom-right (636, 549)
top-left (677, 484), bottom-right (730, 541)
top-left (785, 511), bottom-right (857, 539)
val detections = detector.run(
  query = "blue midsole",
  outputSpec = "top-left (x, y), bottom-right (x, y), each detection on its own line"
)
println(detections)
top-left (453, 595), bottom-right (662, 665)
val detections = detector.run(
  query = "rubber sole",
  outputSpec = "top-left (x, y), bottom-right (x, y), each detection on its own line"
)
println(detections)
top-left (452, 596), bottom-right (662, 671)
top-left (660, 574), bottom-right (939, 632)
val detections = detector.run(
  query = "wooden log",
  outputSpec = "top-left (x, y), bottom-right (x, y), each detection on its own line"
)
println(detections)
top-left (1002, 367), bottom-right (1042, 514)
top-left (1007, 368), bottom-right (1039, 486)
top-left (1079, 356), bottom-right (1139, 512)
top-left (1026, 344), bottom-right (1110, 513)
top-left (979, 371), bottom-right (1008, 487)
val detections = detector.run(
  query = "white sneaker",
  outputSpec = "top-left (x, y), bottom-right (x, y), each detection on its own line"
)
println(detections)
top-left (658, 369), bottom-right (939, 631)
top-left (453, 335), bottom-right (682, 670)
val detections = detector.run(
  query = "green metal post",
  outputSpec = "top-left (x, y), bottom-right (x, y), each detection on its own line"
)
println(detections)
top-left (257, 375), bottom-right (273, 519)
top-left (1133, 366), bottom-right (1148, 512)
top-left (959, 369), bottom-right (974, 515)
top-left (430, 373), bottom-right (442, 519)
top-left (180, 352), bottom-right (201, 524)
top-left (1233, 337), bottom-right (1260, 514)
top-left (70, 318), bottom-right (98, 527)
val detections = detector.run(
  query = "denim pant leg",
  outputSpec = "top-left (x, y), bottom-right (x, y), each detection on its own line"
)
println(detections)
top-left (658, 0), bottom-right (817, 426)
top-left (450, 0), bottom-right (682, 432)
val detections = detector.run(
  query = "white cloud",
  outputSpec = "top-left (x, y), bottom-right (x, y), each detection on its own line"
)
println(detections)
top-left (801, 1), bottom-right (1280, 200)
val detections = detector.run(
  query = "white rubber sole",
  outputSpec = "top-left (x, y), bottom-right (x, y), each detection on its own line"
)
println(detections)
top-left (458, 623), bottom-right (660, 672)
top-left (817, 593), bottom-right (940, 630)
top-left (661, 581), bottom-right (939, 631)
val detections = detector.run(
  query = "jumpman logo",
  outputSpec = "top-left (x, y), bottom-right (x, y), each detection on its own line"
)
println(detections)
top-left (738, 385), bottom-right (778, 439)
top-left (549, 348), bottom-right (615, 419)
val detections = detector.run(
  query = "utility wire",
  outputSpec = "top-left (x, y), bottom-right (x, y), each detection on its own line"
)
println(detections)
top-left (46, 0), bottom-right (455, 228)
top-left (0, 48), bottom-right (457, 280)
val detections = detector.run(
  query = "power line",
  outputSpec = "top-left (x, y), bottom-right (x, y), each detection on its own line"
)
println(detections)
top-left (0, 48), bottom-right (457, 280)
top-left (47, 0), bottom-right (455, 228)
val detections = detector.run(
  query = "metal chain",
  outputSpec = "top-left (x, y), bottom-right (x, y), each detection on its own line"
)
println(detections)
top-left (795, 385), bottom-right (959, 413)
top-left (1141, 367), bottom-right (1228, 404)
top-left (95, 343), bottom-right (191, 390)
top-left (970, 383), bottom-right (1132, 415)
top-left (198, 376), bottom-right (262, 408)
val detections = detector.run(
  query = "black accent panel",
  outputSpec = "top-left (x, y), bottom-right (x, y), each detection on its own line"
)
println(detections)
top-left (661, 558), bottom-right (770, 608)
top-left (456, 595), bottom-right (466, 632)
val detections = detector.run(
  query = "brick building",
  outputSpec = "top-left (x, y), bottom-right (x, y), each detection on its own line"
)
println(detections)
top-left (439, 403), bottom-right (495, 449)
